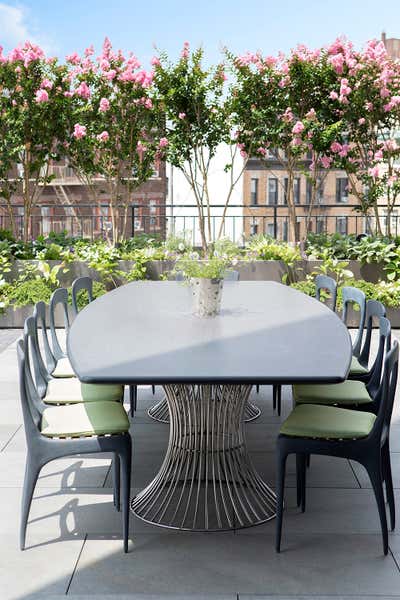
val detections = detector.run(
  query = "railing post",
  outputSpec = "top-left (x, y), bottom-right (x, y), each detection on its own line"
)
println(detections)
top-left (131, 205), bottom-right (135, 238)
top-left (273, 205), bottom-right (278, 239)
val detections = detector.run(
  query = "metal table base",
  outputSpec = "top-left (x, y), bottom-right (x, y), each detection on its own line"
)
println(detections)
top-left (131, 384), bottom-right (276, 531)
top-left (148, 393), bottom-right (261, 424)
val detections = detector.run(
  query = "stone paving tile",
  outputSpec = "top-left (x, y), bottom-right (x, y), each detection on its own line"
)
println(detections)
top-left (0, 424), bottom-right (21, 451)
top-left (68, 532), bottom-right (400, 597)
top-left (351, 452), bottom-right (400, 488)
top-left (0, 534), bottom-right (83, 600)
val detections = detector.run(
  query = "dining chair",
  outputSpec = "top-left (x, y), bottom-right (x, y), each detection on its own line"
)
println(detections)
top-left (49, 288), bottom-right (70, 362)
top-left (35, 301), bottom-right (75, 379)
top-left (293, 315), bottom-right (391, 414)
top-left (71, 276), bottom-right (93, 316)
top-left (17, 335), bottom-right (132, 552)
top-left (349, 300), bottom-right (386, 381)
top-left (315, 274), bottom-right (337, 311)
top-left (341, 286), bottom-right (367, 360)
top-left (276, 338), bottom-right (398, 555)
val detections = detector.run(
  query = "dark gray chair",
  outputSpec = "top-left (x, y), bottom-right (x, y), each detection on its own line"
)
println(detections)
top-left (71, 276), bottom-right (93, 316)
top-left (276, 333), bottom-right (398, 555)
top-left (349, 300), bottom-right (386, 381)
top-left (341, 286), bottom-right (367, 359)
top-left (17, 334), bottom-right (132, 553)
top-left (49, 288), bottom-right (70, 361)
top-left (315, 274), bottom-right (337, 311)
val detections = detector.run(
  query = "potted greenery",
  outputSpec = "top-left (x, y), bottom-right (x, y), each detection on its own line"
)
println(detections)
top-left (175, 252), bottom-right (234, 317)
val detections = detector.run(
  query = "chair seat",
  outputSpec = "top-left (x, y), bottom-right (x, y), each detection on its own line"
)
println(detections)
top-left (51, 357), bottom-right (76, 378)
top-left (350, 355), bottom-right (369, 375)
top-left (280, 404), bottom-right (376, 439)
top-left (293, 379), bottom-right (372, 406)
top-left (44, 378), bottom-right (124, 404)
top-left (41, 401), bottom-right (130, 438)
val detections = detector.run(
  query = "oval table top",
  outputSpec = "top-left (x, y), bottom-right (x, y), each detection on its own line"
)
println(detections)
top-left (68, 280), bottom-right (352, 385)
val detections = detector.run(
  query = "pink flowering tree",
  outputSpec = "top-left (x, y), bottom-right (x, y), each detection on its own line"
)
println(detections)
top-left (0, 42), bottom-right (70, 241)
top-left (326, 38), bottom-right (400, 235)
top-left (153, 43), bottom-right (247, 255)
top-left (230, 46), bottom-right (343, 243)
top-left (64, 39), bottom-right (164, 244)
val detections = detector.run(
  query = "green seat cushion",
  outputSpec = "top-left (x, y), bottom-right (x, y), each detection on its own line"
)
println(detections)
top-left (41, 401), bottom-right (130, 438)
top-left (280, 404), bottom-right (376, 439)
top-left (45, 378), bottom-right (123, 405)
top-left (293, 379), bottom-right (372, 406)
top-left (52, 357), bottom-right (76, 378)
top-left (349, 355), bottom-right (369, 375)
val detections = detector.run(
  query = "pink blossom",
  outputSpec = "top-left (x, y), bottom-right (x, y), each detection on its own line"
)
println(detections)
top-left (66, 52), bottom-right (80, 65)
top-left (40, 78), bottom-right (53, 90)
top-left (338, 144), bottom-right (349, 157)
top-left (291, 137), bottom-right (303, 147)
top-left (330, 141), bottom-right (342, 153)
top-left (84, 45), bottom-right (94, 57)
top-left (181, 41), bottom-right (190, 60)
top-left (368, 166), bottom-right (380, 178)
top-left (99, 97), bottom-right (110, 112)
top-left (374, 149), bottom-right (383, 160)
top-left (35, 89), bottom-right (49, 103)
top-left (178, 112), bottom-right (186, 120)
top-left (159, 137), bottom-right (168, 148)
top-left (365, 101), bottom-right (373, 112)
top-left (257, 147), bottom-right (267, 156)
top-left (329, 91), bottom-right (339, 100)
top-left (73, 124), bottom-right (87, 139)
top-left (339, 78), bottom-right (351, 96)
top-left (104, 69), bottom-right (117, 81)
top-left (388, 174), bottom-right (398, 186)
top-left (281, 107), bottom-right (294, 123)
top-left (97, 131), bottom-right (109, 142)
top-left (15, 66), bottom-right (21, 73)
top-left (64, 91), bottom-right (74, 97)
top-left (358, 117), bottom-right (366, 125)
top-left (328, 53), bottom-right (345, 73)
top-left (75, 81), bottom-right (91, 99)
top-left (292, 121), bottom-right (305, 135)
top-left (305, 108), bottom-right (316, 120)
top-left (380, 87), bottom-right (390, 98)
top-left (320, 156), bottom-right (332, 169)
top-left (151, 56), bottom-right (161, 66)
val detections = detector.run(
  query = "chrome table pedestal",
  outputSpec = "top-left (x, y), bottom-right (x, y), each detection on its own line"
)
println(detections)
top-left (131, 384), bottom-right (276, 531)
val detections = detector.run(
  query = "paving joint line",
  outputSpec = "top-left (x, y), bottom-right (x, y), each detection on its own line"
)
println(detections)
top-left (347, 459), bottom-right (362, 488)
top-left (0, 424), bottom-right (22, 452)
top-left (65, 533), bottom-right (87, 595)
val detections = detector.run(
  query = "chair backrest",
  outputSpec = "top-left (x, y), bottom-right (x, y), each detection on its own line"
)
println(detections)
top-left (315, 275), bottom-right (337, 311)
top-left (17, 339), bottom-right (42, 447)
top-left (49, 288), bottom-right (70, 360)
top-left (366, 316), bottom-right (392, 398)
top-left (358, 300), bottom-right (386, 370)
top-left (71, 277), bottom-right (93, 316)
top-left (34, 301), bottom-right (57, 375)
top-left (372, 339), bottom-right (399, 447)
top-left (341, 286), bottom-right (366, 357)
top-left (24, 315), bottom-right (49, 399)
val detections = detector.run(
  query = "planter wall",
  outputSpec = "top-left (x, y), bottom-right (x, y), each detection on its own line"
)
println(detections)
top-left (0, 258), bottom-right (396, 327)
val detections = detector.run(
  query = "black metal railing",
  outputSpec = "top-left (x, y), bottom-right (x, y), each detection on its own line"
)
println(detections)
top-left (0, 203), bottom-right (397, 243)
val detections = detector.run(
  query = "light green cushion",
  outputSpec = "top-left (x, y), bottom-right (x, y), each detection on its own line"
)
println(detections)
top-left (349, 356), bottom-right (369, 375)
top-left (293, 379), bottom-right (372, 406)
top-left (280, 404), bottom-right (376, 439)
top-left (52, 357), bottom-right (76, 378)
top-left (44, 378), bottom-right (123, 405)
top-left (41, 401), bottom-right (130, 438)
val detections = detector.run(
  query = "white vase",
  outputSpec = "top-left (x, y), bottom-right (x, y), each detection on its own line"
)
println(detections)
top-left (191, 277), bottom-right (224, 317)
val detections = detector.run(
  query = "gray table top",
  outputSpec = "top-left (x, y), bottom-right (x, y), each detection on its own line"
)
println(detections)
top-left (67, 281), bottom-right (352, 385)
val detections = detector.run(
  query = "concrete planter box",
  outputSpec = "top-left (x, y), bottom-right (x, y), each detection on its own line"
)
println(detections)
top-left (0, 258), bottom-right (395, 327)
top-left (0, 303), bottom-right (71, 329)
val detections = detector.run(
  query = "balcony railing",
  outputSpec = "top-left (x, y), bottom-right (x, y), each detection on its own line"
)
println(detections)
top-left (0, 203), bottom-right (397, 243)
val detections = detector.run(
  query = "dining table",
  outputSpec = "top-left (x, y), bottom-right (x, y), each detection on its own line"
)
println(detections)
top-left (68, 280), bottom-right (352, 532)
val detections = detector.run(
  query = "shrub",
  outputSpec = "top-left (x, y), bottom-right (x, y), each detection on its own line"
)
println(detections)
top-left (7, 279), bottom-right (52, 308)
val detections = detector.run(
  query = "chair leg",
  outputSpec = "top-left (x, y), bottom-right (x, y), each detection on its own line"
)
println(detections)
top-left (20, 458), bottom-right (41, 550)
top-left (256, 385), bottom-right (260, 394)
top-left (112, 454), bottom-right (120, 512)
top-left (364, 456), bottom-right (388, 555)
top-left (295, 454), bottom-right (307, 511)
top-left (296, 454), bottom-right (302, 508)
top-left (152, 385), bottom-right (156, 395)
top-left (277, 385), bottom-right (282, 417)
top-left (119, 437), bottom-right (132, 553)
top-left (382, 441), bottom-right (395, 531)
top-left (129, 385), bottom-right (137, 417)
top-left (273, 385), bottom-right (277, 411)
top-left (306, 454), bottom-right (311, 468)
top-left (275, 448), bottom-right (287, 553)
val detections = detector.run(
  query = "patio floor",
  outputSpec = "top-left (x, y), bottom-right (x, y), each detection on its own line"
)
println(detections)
top-left (1, 329), bottom-right (400, 600)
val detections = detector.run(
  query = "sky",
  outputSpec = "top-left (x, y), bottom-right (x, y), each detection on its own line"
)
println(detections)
top-left (1, 0), bottom-right (400, 66)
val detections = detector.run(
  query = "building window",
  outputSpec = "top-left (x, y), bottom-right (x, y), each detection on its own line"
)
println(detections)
top-left (316, 217), bottom-right (326, 233)
top-left (250, 217), bottom-right (258, 236)
top-left (294, 178), bottom-right (300, 204)
top-left (336, 177), bottom-right (348, 203)
top-left (306, 179), bottom-right (324, 204)
top-left (250, 178), bottom-right (258, 205)
top-left (306, 180), bottom-right (312, 204)
top-left (282, 221), bottom-right (288, 241)
top-left (268, 178), bottom-right (278, 205)
top-left (284, 178), bottom-right (300, 204)
top-left (266, 222), bottom-right (275, 237)
top-left (336, 216), bottom-right (348, 235)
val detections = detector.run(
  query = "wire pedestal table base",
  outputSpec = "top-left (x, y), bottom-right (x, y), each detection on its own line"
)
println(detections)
top-left (148, 393), bottom-right (261, 423)
top-left (131, 384), bottom-right (276, 531)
